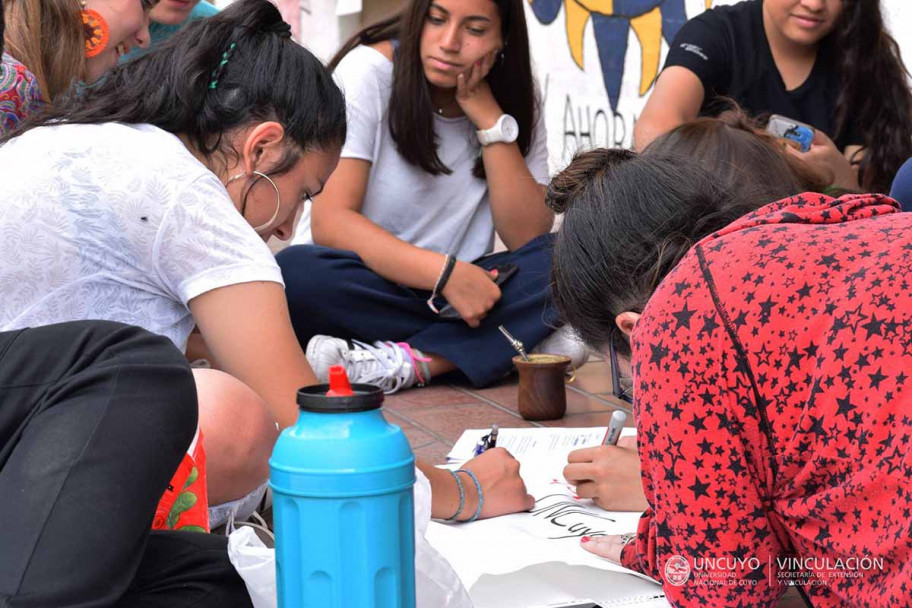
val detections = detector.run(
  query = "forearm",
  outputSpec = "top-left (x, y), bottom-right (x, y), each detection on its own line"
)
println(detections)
top-left (312, 206), bottom-right (447, 290)
top-left (418, 460), bottom-right (478, 521)
top-left (482, 143), bottom-right (553, 250)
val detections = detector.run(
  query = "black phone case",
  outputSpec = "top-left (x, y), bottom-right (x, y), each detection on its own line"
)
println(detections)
top-left (437, 263), bottom-right (518, 320)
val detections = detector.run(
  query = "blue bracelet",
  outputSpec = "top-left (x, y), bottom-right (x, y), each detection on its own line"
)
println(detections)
top-left (445, 469), bottom-right (465, 521)
top-left (456, 469), bottom-right (483, 523)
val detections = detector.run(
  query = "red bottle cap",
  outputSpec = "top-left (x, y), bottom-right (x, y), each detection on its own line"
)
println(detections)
top-left (326, 365), bottom-right (354, 397)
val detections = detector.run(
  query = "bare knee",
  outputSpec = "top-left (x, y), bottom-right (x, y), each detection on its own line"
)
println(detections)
top-left (193, 369), bottom-right (278, 505)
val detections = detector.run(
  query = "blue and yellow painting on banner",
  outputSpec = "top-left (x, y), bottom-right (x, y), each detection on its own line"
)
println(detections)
top-left (528, 0), bottom-right (712, 111)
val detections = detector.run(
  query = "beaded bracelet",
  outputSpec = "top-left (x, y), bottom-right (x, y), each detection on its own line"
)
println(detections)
top-left (445, 469), bottom-right (466, 521)
top-left (456, 469), bottom-right (483, 523)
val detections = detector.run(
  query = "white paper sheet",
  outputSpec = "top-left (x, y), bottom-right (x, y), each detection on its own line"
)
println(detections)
top-left (428, 427), bottom-right (666, 605)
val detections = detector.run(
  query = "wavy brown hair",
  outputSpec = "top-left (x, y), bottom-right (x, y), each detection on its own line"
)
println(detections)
top-left (827, 0), bottom-right (912, 193)
top-left (548, 150), bottom-right (760, 356)
top-left (329, 0), bottom-right (538, 179)
top-left (2, 0), bottom-right (85, 101)
top-left (643, 108), bottom-right (830, 202)
top-left (548, 113), bottom-right (830, 355)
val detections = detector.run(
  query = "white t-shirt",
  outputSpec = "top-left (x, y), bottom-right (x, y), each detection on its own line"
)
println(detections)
top-left (0, 123), bottom-right (283, 351)
top-left (292, 45), bottom-right (550, 261)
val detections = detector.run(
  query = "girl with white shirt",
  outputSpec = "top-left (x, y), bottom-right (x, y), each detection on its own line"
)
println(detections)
top-left (279, 0), bottom-right (586, 393)
top-left (0, 0), bottom-right (535, 534)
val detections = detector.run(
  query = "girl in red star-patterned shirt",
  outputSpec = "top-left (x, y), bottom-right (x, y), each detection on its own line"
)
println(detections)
top-left (550, 150), bottom-right (912, 607)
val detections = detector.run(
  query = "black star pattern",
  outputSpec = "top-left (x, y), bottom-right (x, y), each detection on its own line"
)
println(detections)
top-left (617, 193), bottom-right (912, 606)
top-left (649, 343), bottom-right (669, 366)
top-left (861, 314), bottom-right (885, 339)
top-left (688, 477), bottom-right (711, 500)
top-left (672, 304), bottom-right (697, 329)
top-left (835, 395), bottom-right (855, 417)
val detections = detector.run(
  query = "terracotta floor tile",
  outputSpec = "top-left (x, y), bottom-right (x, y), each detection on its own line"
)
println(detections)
top-left (384, 385), bottom-right (481, 413)
top-left (466, 380), bottom-right (521, 411)
top-left (466, 377), bottom-right (617, 420)
top-left (564, 389), bottom-right (617, 416)
top-left (406, 402), bottom-right (533, 443)
top-left (413, 441), bottom-right (454, 465)
top-left (384, 409), bottom-right (438, 449)
top-left (570, 360), bottom-right (615, 395)
top-left (579, 389), bottom-right (631, 412)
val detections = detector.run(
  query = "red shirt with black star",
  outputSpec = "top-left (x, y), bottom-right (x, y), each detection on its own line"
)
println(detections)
top-left (620, 193), bottom-right (912, 607)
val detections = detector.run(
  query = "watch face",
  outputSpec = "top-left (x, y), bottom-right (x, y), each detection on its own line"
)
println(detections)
top-left (502, 115), bottom-right (519, 142)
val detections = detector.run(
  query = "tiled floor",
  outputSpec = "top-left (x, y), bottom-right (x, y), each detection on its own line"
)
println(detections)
top-left (383, 355), bottom-right (633, 463)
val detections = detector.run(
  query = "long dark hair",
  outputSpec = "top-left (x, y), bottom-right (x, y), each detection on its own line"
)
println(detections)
top-left (330, 0), bottom-right (537, 179)
top-left (548, 150), bottom-right (764, 356)
top-left (644, 108), bottom-right (830, 201)
top-left (828, 0), bottom-right (912, 193)
top-left (3, 0), bottom-right (346, 174)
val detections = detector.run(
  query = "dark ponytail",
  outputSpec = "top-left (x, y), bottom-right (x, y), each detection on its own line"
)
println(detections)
top-left (550, 150), bottom-right (762, 356)
top-left (3, 0), bottom-right (347, 174)
top-left (829, 0), bottom-right (912, 193)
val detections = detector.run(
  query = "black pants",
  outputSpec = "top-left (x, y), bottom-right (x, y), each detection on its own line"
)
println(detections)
top-left (0, 321), bottom-right (252, 608)
top-left (277, 233), bottom-right (559, 387)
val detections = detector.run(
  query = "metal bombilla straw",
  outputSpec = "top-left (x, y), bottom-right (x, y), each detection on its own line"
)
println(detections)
top-left (498, 325), bottom-right (530, 362)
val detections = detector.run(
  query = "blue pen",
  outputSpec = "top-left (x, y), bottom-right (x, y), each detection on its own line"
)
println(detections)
top-left (473, 423), bottom-right (499, 456)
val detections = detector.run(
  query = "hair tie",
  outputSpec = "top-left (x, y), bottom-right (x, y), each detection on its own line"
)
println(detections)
top-left (266, 21), bottom-right (292, 39)
top-left (209, 41), bottom-right (237, 90)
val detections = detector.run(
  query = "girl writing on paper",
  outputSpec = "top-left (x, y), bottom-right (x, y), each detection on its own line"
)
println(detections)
top-left (635, 0), bottom-right (912, 194)
top-left (1, 0), bottom-right (533, 533)
top-left (563, 111), bottom-right (828, 514)
top-left (0, 7), bottom-right (247, 605)
top-left (277, 0), bottom-right (588, 394)
top-left (550, 148), bottom-right (912, 606)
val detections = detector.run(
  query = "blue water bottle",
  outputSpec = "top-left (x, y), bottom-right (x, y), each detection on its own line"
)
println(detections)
top-left (270, 366), bottom-right (416, 608)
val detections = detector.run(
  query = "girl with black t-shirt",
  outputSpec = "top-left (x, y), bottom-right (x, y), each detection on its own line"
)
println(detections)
top-left (635, 0), bottom-right (912, 194)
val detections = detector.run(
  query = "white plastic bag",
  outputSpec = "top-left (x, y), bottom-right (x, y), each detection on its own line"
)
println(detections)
top-left (227, 468), bottom-right (472, 608)
top-left (414, 468), bottom-right (474, 608)
top-left (227, 525), bottom-right (277, 608)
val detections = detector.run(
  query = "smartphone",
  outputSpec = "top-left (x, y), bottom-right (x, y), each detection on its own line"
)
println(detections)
top-left (766, 115), bottom-right (815, 152)
top-left (437, 263), bottom-right (518, 320)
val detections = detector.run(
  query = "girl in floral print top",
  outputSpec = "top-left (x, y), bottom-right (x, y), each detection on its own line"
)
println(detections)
top-left (1, 0), bottom-right (155, 135)
top-left (551, 150), bottom-right (912, 607)
top-left (0, 53), bottom-right (42, 133)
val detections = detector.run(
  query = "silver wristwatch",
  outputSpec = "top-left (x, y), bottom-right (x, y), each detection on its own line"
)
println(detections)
top-left (476, 114), bottom-right (519, 146)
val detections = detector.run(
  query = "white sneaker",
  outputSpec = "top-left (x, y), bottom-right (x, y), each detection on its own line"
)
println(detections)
top-left (533, 325), bottom-right (591, 369)
top-left (306, 335), bottom-right (429, 394)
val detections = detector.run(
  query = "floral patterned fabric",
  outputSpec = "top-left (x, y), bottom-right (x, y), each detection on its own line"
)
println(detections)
top-left (0, 53), bottom-right (43, 134)
top-left (621, 193), bottom-right (912, 607)
top-left (0, 122), bottom-right (283, 352)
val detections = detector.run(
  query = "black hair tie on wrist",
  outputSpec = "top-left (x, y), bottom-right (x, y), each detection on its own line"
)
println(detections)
top-left (427, 254), bottom-right (457, 314)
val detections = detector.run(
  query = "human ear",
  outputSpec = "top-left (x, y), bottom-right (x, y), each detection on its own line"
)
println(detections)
top-left (240, 121), bottom-right (286, 173)
top-left (615, 312), bottom-right (641, 339)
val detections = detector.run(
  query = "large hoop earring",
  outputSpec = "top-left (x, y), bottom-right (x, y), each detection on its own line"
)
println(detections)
top-left (225, 170), bottom-right (282, 234)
